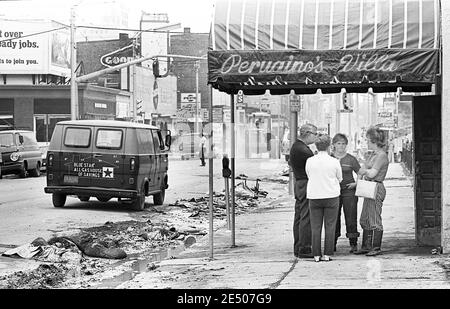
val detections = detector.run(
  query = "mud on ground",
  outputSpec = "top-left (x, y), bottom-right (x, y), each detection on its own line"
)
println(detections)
top-left (0, 181), bottom-right (286, 289)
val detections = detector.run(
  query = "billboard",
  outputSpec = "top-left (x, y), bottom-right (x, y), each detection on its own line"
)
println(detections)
top-left (0, 19), bottom-right (70, 76)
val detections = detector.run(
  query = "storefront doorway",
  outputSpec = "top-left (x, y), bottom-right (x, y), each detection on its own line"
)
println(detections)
top-left (34, 114), bottom-right (71, 143)
top-left (413, 95), bottom-right (442, 246)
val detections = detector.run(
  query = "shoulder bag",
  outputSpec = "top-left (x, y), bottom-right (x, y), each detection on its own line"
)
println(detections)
top-left (355, 178), bottom-right (378, 200)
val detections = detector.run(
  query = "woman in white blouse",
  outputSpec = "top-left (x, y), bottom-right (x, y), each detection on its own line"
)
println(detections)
top-left (305, 134), bottom-right (343, 262)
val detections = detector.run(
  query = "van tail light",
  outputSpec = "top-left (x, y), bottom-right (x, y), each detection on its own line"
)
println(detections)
top-left (48, 154), bottom-right (54, 167)
top-left (130, 158), bottom-right (136, 171)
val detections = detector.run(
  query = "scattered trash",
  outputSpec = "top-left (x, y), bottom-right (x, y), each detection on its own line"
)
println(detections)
top-left (0, 177), bottom-right (278, 288)
top-left (138, 233), bottom-right (149, 241)
top-left (184, 235), bottom-right (196, 247)
top-left (147, 262), bottom-right (160, 271)
top-left (432, 247), bottom-right (443, 255)
top-left (0, 264), bottom-right (69, 289)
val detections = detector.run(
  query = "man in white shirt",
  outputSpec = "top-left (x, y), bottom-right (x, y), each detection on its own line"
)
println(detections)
top-left (305, 134), bottom-right (342, 262)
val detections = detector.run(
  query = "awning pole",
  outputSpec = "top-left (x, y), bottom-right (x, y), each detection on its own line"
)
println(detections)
top-left (289, 110), bottom-right (298, 196)
top-left (209, 86), bottom-right (214, 259)
top-left (230, 93), bottom-right (236, 247)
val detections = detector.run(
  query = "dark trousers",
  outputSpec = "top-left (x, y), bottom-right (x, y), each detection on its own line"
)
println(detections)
top-left (309, 197), bottom-right (339, 257)
top-left (200, 147), bottom-right (205, 166)
top-left (293, 179), bottom-right (311, 254)
top-left (335, 194), bottom-right (359, 244)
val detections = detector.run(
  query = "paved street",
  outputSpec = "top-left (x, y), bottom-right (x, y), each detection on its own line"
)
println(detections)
top-left (118, 163), bottom-right (450, 289)
top-left (0, 158), bottom-right (286, 247)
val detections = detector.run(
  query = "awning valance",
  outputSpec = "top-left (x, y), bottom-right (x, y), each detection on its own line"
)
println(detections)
top-left (208, 0), bottom-right (441, 95)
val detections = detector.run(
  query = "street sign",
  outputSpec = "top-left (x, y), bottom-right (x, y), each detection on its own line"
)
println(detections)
top-left (198, 108), bottom-right (209, 121)
top-left (213, 107), bottom-right (224, 123)
top-left (223, 109), bottom-right (231, 123)
top-left (176, 109), bottom-right (194, 122)
top-left (236, 90), bottom-right (245, 108)
top-left (289, 95), bottom-right (301, 112)
top-left (181, 93), bottom-right (201, 103)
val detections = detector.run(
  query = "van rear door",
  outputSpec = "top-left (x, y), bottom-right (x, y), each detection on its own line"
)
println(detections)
top-left (61, 126), bottom-right (93, 187)
top-left (152, 130), bottom-right (168, 189)
top-left (91, 127), bottom-right (125, 189)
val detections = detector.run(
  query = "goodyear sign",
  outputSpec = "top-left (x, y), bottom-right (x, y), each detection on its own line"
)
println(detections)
top-left (100, 44), bottom-right (134, 68)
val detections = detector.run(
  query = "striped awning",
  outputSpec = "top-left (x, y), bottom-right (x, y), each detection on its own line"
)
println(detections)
top-left (208, 0), bottom-right (441, 95)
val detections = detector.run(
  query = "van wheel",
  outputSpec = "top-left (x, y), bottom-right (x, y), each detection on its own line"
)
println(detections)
top-left (29, 163), bottom-right (41, 177)
top-left (52, 193), bottom-right (66, 208)
top-left (153, 187), bottom-right (165, 206)
top-left (132, 183), bottom-right (146, 211)
top-left (78, 196), bottom-right (90, 202)
top-left (97, 197), bottom-right (111, 203)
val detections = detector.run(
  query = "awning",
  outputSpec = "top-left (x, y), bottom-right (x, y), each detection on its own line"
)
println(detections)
top-left (208, 0), bottom-right (441, 95)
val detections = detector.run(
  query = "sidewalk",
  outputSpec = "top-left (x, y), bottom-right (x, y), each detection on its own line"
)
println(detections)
top-left (118, 163), bottom-right (450, 289)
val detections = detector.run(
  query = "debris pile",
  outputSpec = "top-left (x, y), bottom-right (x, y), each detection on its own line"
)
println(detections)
top-left (0, 264), bottom-right (70, 289)
top-left (168, 183), bottom-right (269, 220)
top-left (0, 179), bottom-right (278, 288)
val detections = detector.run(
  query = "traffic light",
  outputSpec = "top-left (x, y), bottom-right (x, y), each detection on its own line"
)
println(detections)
top-left (152, 59), bottom-right (160, 78)
top-left (342, 92), bottom-right (349, 110)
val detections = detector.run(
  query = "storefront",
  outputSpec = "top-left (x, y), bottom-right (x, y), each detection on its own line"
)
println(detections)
top-left (0, 84), bottom-right (131, 142)
top-left (208, 0), bottom-right (443, 249)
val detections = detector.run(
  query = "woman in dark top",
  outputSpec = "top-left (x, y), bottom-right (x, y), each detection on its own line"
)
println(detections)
top-left (332, 134), bottom-right (361, 253)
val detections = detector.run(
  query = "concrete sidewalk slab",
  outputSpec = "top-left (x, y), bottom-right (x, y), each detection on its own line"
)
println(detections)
top-left (119, 163), bottom-right (450, 289)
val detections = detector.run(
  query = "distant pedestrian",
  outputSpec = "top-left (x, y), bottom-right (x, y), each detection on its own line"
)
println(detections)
top-left (354, 127), bottom-right (390, 256)
top-left (289, 123), bottom-right (318, 258)
top-left (199, 134), bottom-right (206, 166)
top-left (388, 139), bottom-right (395, 163)
top-left (305, 134), bottom-right (342, 262)
top-left (331, 134), bottom-right (361, 253)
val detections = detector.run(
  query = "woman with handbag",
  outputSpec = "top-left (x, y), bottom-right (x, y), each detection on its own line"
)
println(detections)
top-left (354, 127), bottom-right (390, 256)
top-left (331, 134), bottom-right (361, 253)
top-left (305, 134), bottom-right (342, 262)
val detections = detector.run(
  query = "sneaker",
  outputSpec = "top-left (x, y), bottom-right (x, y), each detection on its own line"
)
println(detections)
top-left (320, 255), bottom-right (332, 262)
top-left (314, 256), bottom-right (321, 262)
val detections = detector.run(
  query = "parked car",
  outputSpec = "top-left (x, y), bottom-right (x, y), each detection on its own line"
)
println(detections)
top-left (38, 142), bottom-right (50, 172)
top-left (44, 120), bottom-right (172, 211)
top-left (0, 130), bottom-right (42, 178)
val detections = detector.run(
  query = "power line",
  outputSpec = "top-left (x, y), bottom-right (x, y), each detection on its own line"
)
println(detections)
top-left (77, 25), bottom-right (209, 35)
top-left (0, 26), bottom-right (68, 43)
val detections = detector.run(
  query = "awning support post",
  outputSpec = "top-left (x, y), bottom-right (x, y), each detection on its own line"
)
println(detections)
top-left (209, 86), bottom-right (214, 260)
top-left (231, 93), bottom-right (236, 247)
top-left (289, 110), bottom-right (298, 196)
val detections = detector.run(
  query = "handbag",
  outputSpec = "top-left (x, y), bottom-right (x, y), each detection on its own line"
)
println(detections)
top-left (355, 178), bottom-right (378, 200)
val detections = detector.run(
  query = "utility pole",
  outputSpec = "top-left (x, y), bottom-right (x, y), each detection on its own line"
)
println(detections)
top-left (131, 38), bottom-right (137, 121)
top-left (70, 6), bottom-right (77, 120)
top-left (194, 61), bottom-right (200, 136)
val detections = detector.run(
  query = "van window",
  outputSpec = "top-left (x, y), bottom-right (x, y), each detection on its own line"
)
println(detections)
top-left (64, 127), bottom-right (91, 148)
top-left (137, 129), bottom-right (154, 154)
top-left (0, 133), bottom-right (14, 147)
top-left (96, 129), bottom-right (123, 149)
top-left (151, 130), bottom-right (161, 153)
